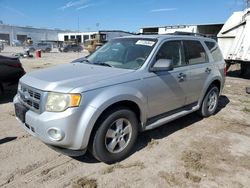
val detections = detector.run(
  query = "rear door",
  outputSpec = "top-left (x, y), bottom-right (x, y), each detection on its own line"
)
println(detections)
top-left (144, 40), bottom-right (189, 118)
top-left (183, 40), bottom-right (211, 104)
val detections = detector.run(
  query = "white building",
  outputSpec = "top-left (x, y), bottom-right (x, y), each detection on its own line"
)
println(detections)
top-left (140, 23), bottom-right (223, 37)
top-left (58, 32), bottom-right (97, 44)
top-left (58, 30), bottom-right (134, 44)
top-left (0, 23), bottom-right (69, 45)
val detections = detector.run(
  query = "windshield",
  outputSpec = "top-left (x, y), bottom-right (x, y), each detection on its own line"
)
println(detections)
top-left (87, 38), bottom-right (157, 70)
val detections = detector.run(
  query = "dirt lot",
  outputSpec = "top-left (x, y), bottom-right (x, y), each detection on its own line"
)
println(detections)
top-left (0, 47), bottom-right (250, 188)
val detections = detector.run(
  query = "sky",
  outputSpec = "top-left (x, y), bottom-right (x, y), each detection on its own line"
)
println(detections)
top-left (0, 0), bottom-right (248, 32)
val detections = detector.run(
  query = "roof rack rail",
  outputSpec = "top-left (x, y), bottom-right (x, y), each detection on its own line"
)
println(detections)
top-left (136, 32), bottom-right (214, 38)
top-left (171, 31), bottom-right (207, 37)
top-left (137, 32), bottom-right (158, 35)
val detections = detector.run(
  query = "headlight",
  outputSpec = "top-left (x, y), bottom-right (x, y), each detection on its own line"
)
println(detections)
top-left (45, 92), bottom-right (81, 112)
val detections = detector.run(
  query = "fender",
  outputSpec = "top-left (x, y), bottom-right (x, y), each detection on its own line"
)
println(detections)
top-left (198, 75), bottom-right (222, 106)
top-left (78, 84), bottom-right (148, 149)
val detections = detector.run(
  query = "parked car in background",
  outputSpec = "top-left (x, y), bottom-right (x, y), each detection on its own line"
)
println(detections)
top-left (0, 55), bottom-right (25, 95)
top-left (59, 44), bottom-right (83, 52)
top-left (14, 34), bottom-right (225, 163)
top-left (24, 42), bottom-right (52, 53)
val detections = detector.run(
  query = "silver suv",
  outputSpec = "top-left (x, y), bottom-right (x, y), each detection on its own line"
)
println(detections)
top-left (14, 34), bottom-right (226, 163)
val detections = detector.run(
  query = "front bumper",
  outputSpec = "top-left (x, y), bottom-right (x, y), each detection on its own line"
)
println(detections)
top-left (13, 95), bottom-right (98, 151)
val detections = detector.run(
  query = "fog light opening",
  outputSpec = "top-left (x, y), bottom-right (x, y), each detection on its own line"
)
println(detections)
top-left (47, 128), bottom-right (64, 141)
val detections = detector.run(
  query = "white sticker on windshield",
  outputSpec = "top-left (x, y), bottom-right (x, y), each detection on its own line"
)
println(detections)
top-left (136, 40), bottom-right (155, 46)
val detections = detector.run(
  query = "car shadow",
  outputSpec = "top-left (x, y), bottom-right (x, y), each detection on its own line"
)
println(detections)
top-left (71, 151), bottom-right (100, 163)
top-left (216, 95), bottom-right (230, 113)
top-left (134, 113), bottom-right (203, 153)
top-left (0, 84), bottom-right (18, 104)
top-left (132, 95), bottom-right (230, 158)
top-left (72, 95), bottom-right (230, 164)
top-left (0, 137), bottom-right (17, 145)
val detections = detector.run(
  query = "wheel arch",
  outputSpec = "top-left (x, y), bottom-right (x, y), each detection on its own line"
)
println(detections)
top-left (210, 79), bottom-right (221, 92)
top-left (87, 100), bottom-right (142, 149)
top-left (199, 78), bottom-right (222, 107)
top-left (197, 79), bottom-right (221, 117)
top-left (95, 100), bottom-right (141, 128)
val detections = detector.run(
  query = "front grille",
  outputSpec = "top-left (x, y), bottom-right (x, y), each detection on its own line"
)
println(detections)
top-left (19, 84), bottom-right (43, 113)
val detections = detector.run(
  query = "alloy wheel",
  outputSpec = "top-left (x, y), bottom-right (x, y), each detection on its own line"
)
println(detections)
top-left (105, 118), bottom-right (132, 153)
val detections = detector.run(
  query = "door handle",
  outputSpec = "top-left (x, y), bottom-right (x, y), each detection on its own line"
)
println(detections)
top-left (205, 67), bottom-right (211, 73)
top-left (178, 73), bottom-right (186, 81)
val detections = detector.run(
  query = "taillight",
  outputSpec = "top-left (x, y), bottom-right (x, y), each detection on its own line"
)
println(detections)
top-left (224, 63), bottom-right (227, 76)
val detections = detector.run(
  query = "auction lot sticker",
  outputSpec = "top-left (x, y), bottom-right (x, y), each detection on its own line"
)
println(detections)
top-left (136, 40), bottom-right (155, 46)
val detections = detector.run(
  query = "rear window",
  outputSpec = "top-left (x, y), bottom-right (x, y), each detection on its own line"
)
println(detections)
top-left (184, 40), bottom-right (207, 65)
top-left (205, 41), bottom-right (223, 62)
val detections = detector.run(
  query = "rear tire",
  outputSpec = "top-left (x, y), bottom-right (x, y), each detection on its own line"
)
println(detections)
top-left (90, 107), bottom-right (138, 164)
top-left (197, 85), bottom-right (219, 117)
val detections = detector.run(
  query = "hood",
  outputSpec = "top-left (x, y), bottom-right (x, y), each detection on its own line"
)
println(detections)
top-left (20, 63), bottom-right (135, 93)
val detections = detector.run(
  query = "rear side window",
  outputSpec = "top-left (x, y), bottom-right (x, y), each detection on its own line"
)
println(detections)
top-left (183, 40), bottom-right (207, 65)
top-left (205, 41), bottom-right (223, 62)
top-left (156, 40), bottom-right (186, 67)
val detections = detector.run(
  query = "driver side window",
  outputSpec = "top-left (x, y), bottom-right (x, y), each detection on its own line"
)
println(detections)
top-left (156, 41), bottom-right (186, 67)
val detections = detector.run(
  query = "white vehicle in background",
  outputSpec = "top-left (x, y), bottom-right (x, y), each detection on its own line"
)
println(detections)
top-left (217, 8), bottom-right (250, 75)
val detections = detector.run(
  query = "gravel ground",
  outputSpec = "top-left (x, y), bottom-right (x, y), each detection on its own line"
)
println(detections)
top-left (0, 47), bottom-right (249, 188)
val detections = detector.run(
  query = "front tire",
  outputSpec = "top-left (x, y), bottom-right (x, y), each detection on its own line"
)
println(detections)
top-left (91, 107), bottom-right (138, 164)
top-left (198, 85), bottom-right (219, 117)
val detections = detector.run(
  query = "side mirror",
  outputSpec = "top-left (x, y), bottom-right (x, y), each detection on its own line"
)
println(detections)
top-left (150, 59), bottom-right (173, 72)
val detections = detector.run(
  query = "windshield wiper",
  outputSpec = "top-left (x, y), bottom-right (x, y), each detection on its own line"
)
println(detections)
top-left (71, 57), bottom-right (92, 64)
top-left (82, 59), bottom-right (92, 64)
top-left (94, 62), bottom-right (113, 67)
